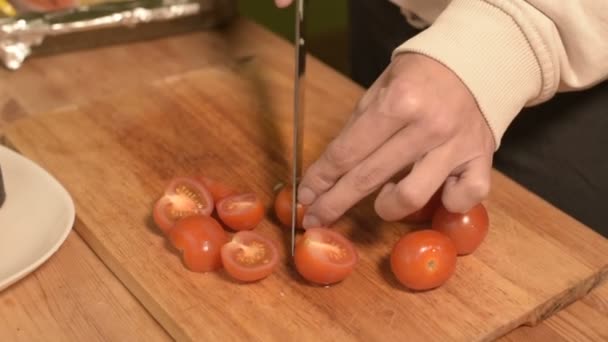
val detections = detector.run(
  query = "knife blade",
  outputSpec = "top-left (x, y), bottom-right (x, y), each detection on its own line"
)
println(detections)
top-left (291, 0), bottom-right (307, 257)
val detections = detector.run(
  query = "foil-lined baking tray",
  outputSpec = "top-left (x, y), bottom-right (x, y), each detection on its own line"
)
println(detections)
top-left (0, 0), bottom-right (235, 70)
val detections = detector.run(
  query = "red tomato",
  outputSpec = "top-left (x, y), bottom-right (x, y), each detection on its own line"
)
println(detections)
top-left (153, 177), bottom-right (214, 234)
top-left (294, 228), bottom-right (358, 285)
top-left (217, 193), bottom-right (265, 231)
top-left (432, 203), bottom-right (489, 255)
top-left (169, 215), bottom-right (228, 273)
top-left (197, 176), bottom-right (238, 203)
top-left (390, 230), bottom-right (457, 291)
top-left (221, 231), bottom-right (279, 282)
top-left (403, 189), bottom-right (442, 224)
top-left (274, 185), bottom-right (306, 229)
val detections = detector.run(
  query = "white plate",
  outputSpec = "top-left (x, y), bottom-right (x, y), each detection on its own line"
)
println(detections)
top-left (0, 145), bottom-right (75, 291)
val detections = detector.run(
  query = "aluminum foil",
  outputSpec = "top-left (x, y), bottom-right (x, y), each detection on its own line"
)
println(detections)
top-left (0, 0), bottom-right (235, 70)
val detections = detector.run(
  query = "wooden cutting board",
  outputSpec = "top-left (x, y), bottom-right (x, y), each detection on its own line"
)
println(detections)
top-left (5, 33), bottom-right (608, 341)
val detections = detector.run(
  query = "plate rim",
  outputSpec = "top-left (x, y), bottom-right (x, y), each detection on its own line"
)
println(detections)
top-left (0, 145), bottom-right (75, 291)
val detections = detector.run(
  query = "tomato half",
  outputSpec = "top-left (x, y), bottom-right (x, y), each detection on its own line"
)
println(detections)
top-left (197, 176), bottom-right (238, 203)
top-left (217, 193), bottom-right (265, 231)
top-left (403, 189), bottom-right (442, 224)
top-left (294, 228), bottom-right (358, 285)
top-left (153, 177), bottom-right (214, 234)
top-left (168, 215), bottom-right (228, 273)
top-left (221, 231), bottom-right (279, 282)
top-left (274, 185), bottom-right (306, 229)
top-left (432, 203), bottom-right (489, 255)
top-left (390, 230), bottom-right (457, 291)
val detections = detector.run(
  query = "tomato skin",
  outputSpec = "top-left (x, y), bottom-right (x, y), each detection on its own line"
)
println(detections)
top-left (197, 176), bottom-right (238, 203)
top-left (390, 230), bottom-right (457, 291)
top-left (221, 231), bottom-right (279, 282)
top-left (274, 185), bottom-right (306, 229)
top-left (403, 190), bottom-right (442, 224)
top-left (169, 215), bottom-right (228, 273)
top-left (217, 193), bottom-right (265, 231)
top-left (432, 203), bottom-right (489, 255)
top-left (153, 177), bottom-right (214, 235)
top-left (294, 228), bottom-right (358, 285)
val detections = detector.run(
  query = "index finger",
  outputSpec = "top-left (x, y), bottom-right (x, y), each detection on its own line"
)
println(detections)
top-left (297, 82), bottom-right (413, 205)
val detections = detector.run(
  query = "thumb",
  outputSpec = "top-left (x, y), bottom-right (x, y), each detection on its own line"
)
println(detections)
top-left (441, 156), bottom-right (492, 213)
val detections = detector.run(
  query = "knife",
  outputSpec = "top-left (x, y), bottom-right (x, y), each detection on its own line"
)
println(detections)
top-left (291, 0), bottom-right (307, 256)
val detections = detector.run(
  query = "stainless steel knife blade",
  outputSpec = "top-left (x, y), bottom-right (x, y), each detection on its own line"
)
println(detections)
top-left (291, 0), bottom-right (306, 257)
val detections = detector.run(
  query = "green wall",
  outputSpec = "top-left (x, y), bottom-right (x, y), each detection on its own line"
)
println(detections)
top-left (238, 1), bottom-right (348, 41)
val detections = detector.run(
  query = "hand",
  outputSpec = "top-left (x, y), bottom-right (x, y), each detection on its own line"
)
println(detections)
top-left (274, 0), bottom-right (292, 8)
top-left (297, 53), bottom-right (496, 228)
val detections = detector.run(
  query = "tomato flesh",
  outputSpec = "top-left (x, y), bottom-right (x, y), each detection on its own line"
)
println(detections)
top-left (153, 177), bottom-right (214, 234)
top-left (197, 176), bottom-right (238, 203)
top-left (390, 229), bottom-right (457, 291)
top-left (274, 185), bottom-right (306, 229)
top-left (221, 231), bottom-right (279, 282)
top-left (217, 193), bottom-right (265, 231)
top-left (294, 228), bottom-right (358, 285)
top-left (432, 203), bottom-right (489, 255)
top-left (169, 215), bottom-right (228, 272)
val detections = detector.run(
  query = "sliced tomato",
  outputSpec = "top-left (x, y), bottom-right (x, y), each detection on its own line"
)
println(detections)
top-left (153, 177), bottom-right (214, 234)
top-left (432, 203), bottom-right (489, 255)
top-left (221, 231), bottom-right (279, 282)
top-left (294, 228), bottom-right (358, 285)
top-left (274, 185), bottom-right (306, 229)
top-left (217, 193), bottom-right (265, 231)
top-left (197, 176), bottom-right (238, 203)
top-left (390, 229), bottom-right (457, 291)
top-left (403, 189), bottom-right (442, 224)
top-left (169, 215), bottom-right (228, 273)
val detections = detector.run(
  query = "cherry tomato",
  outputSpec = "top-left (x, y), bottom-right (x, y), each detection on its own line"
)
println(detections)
top-left (274, 185), bottom-right (306, 229)
top-left (432, 203), bottom-right (489, 255)
top-left (221, 231), bottom-right (279, 282)
top-left (168, 215), bottom-right (228, 273)
top-left (294, 228), bottom-right (358, 285)
top-left (217, 193), bottom-right (265, 231)
top-left (403, 189), bottom-right (442, 224)
top-left (390, 230), bottom-right (457, 291)
top-left (197, 176), bottom-right (238, 203)
top-left (153, 177), bottom-right (214, 234)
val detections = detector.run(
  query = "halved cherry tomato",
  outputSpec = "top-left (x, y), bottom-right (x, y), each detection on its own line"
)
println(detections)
top-left (197, 176), bottom-right (238, 203)
top-left (403, 189), bottom-right (442, 224)
top-left (153, 177), bottom-right (214, 234)
top-left (168, 215), bottom-right (228, 273)
top-left (432, 203), bottom-right (489, 255)
top-left (294, 228), bottom-right (358, 285)
top-left (221, 231), bottom-right (279, 282)
top-left (274, 185), bottom-right (306, 229)
top-left (217, 193), bottom-right (265, 231)
top-left (390, 229), bottom-right (457, 291)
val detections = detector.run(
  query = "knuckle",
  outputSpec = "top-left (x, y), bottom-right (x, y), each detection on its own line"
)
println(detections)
top-left (425, 117), bottom-right (453, 141)
top-left (314, 202), bottom-right (342, 223)
top-left (325, 141), bottom-right (355, 171)
top-left (352, 167), bottom-right (385, 194)
top-left (386, 84), bottom-right (422, 117)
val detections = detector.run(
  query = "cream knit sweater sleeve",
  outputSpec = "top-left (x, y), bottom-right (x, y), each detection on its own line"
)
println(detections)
top-left (391, 0), bottom-right (608, 148)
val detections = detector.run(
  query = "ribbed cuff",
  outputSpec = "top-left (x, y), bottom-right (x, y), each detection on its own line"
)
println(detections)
top-left (392, 0), bottom-right (542, 148)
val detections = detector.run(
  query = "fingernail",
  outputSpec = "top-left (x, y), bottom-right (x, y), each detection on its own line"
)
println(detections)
top-left (302, 215), bottom-right (321, 229)
top-left (298, 187), bottom-right (316, 205)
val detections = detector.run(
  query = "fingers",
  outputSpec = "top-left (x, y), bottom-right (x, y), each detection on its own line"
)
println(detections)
top-left (374, 147), bottom-right (456, 221)
top-left (274, 0), bottom-right (292, 8)
top-left (301, 125), bottom-right (427, 228)
top-left (441, 156), bottom-right (492, 213)
top-left (298, 82), bottom-right (415, 206)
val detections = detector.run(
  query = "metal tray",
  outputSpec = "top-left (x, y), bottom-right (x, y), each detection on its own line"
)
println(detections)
top-left (0, 0), bottom-right (236, 70)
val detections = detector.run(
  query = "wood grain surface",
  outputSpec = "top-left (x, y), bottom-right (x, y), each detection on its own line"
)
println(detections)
top-left (0, 222), bottom-right (170, 342)
top-left (4, 18), bottom-right (608, 341)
